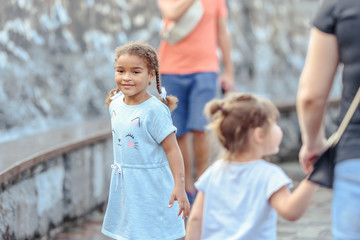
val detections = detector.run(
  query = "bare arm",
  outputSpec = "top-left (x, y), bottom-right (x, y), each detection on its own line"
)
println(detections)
top-left (217, 17), bottom-right (235, 93)
top-left (185, 191), bottom-right (205, 240)
top-left (158, 0), bottom-right (196, 21)
top-left (297, 27), bottom-right (339, 173)
top-left (162, 132), bottom-right (190, 219)
top-left (269, 179), bottom-right (318, 221)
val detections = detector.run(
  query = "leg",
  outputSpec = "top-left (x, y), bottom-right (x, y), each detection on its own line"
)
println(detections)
top-left (162, 74), bottom-right (192, 188)
top-left (187, 72), bottom-right (217, 180)
top-left (161, 74), bottom-right (190, 138)
top-left (332, 158), bottom-right (360, 240)
top-left (193, 130), bottom-right (210, 180)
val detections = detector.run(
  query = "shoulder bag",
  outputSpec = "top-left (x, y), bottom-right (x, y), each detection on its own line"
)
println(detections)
top-left (161, 0), bottom-right (203, 45)
top-left (308, 87), bottom-right (360, 188)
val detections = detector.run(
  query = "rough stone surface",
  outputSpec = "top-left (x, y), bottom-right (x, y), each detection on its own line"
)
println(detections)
top-left (63, 147), bottom-right (93, 218)
top-left (92, 140), bottom-right (113, 205)
top-left (35, 164), bottom-right (65, 236)
top-left (0, 140), bottom-right (112, 240)
top-left (0, 0), bottom-right (342, 145)
top-left (0, 178), bottom-right (38, 239)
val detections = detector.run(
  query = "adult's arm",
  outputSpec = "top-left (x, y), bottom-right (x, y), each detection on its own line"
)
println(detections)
top-left (217, 17), bottom-right (235, 93)
top-left (158, 0), bottom-right (196, 21)
top-left (297, 27), bottom-right (339, 173)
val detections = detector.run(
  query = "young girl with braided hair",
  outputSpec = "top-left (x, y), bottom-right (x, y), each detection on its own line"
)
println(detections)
top-left (102, 40), bottom-right (190, 240)
top-left (186, 93), bottom-right (318, 240)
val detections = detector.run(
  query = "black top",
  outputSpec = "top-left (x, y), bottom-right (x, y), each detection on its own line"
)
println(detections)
top-left (313, 0), bottom-right (360, 162)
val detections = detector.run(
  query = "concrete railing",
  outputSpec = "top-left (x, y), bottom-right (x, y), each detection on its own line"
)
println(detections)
top-left (0, 100), bottom-right (340, 239)
top-left (0, 118), bottom-right (113, 239)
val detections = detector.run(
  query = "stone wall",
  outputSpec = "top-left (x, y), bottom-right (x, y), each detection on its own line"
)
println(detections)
top-left (0, 0), bottom-right (161, 142)
top-left (0, 0), bottom-right (342, 144)
top-left (0, 138), bottom-right (113, 239)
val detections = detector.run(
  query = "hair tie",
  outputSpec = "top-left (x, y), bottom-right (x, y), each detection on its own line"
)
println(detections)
top-left (110, 89), bottom-right (122, 100)
top-left (160, 87), bottom-right (167, 101)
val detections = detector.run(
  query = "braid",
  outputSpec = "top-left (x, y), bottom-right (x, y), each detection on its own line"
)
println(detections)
top-left (155, 70), bottom-right (179, 112)
top-left (105, 88), bottom-right (119, 108)
top-left (155, 71), bottom-right (162, 94)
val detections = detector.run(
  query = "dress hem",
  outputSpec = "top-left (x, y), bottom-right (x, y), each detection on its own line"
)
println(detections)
top-left (101, 227), bottom-right (185, 240)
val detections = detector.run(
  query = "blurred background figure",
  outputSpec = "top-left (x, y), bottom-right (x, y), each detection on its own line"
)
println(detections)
top-left (157, 0), bottom-right (235, 204)
top-left (297, 0), bottom-right (360, 238)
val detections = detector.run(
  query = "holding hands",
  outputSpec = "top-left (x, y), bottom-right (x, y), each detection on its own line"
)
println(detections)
top-left (298, 138), bottom-right (328, 174)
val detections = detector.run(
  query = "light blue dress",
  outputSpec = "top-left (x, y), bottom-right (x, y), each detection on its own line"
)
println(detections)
top-left (102, 93), bottom-right (185, 240)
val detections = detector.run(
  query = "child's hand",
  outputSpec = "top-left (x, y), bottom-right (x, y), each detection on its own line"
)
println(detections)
top-left (168, 185), bottom-right (190, 219)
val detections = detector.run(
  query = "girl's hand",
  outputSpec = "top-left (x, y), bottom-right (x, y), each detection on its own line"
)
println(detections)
top-left (161, 132), bottom-right (190, 218)
top-left (168, 185), bottom-right (190, 219)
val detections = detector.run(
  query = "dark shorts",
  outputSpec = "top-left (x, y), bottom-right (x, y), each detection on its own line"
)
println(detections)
top-left (161, 72), bottom-right (218, 137)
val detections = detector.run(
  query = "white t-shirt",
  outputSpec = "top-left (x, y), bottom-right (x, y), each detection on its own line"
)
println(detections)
top-left (195, 159), bottom-right (293, 240)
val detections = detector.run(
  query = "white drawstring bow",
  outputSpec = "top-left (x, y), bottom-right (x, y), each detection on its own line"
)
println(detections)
top-left (111, 163), bottom-right (122, 192)
top-left (160, 87), bottom-right (167, 101)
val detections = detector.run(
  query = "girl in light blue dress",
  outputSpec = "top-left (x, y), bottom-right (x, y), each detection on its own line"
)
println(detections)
top-left (102, 41), bottom-right (190, 240)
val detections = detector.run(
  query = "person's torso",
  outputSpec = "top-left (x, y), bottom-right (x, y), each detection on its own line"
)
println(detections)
top-left (158, 0), bottom-right (227, 74)
top-left (313, 0), bottom-right (360, 162)
top-left (109, 94), bottom-right (175, 166)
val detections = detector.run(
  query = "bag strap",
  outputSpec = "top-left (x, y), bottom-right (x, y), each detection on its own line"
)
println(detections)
top-left (328, 87), bottom-right (360, 146)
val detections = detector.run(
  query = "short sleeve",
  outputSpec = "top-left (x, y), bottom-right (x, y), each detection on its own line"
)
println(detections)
top-left (148, 101), bottom-right (177, 144)
top-left (312, 0), bottom-right (338, 34)
top-left (265, 165), bottom-right (293, 200)
top-left (194, 163), bottom-right (216, 193)
top-left (108, 93), bottom-right (122, 116)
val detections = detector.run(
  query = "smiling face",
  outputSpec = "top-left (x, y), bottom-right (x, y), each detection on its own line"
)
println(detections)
top-left (115, 53), bottom-right (155, 105)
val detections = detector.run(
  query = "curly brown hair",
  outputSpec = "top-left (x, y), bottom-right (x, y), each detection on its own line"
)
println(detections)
top-left (105, 40), bottom-right (178, 111)
top-left (204, 92), bottom-right (280, 157)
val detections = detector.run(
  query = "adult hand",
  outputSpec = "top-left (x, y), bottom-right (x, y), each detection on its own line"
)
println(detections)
top-left (298, 146), bottom-right (317, 174)
top-left (298, 139), bottom-right (327, 174)
top-left (219, 72), bottom-right (235, 94)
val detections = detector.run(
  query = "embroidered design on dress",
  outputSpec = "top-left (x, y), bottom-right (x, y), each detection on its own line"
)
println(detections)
top-left (112, 129), bottom-right (121, 146)
top-left (131, 117), bottom-right (140, 127)
top-left (125, 133), bottom-right (139, 149)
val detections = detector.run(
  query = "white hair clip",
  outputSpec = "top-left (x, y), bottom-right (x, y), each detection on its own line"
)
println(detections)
top-left (160, 87), bottom-right (167, 101)
top-left (110, 90), bottom-right (122, 100)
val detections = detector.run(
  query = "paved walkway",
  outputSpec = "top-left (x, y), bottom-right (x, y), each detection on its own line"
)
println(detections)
top-left (50, 162), bottom-right (333, 240)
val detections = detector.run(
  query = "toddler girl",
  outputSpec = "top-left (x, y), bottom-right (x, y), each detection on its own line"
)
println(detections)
top-left (186, 93), bottom-right (318, 240)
